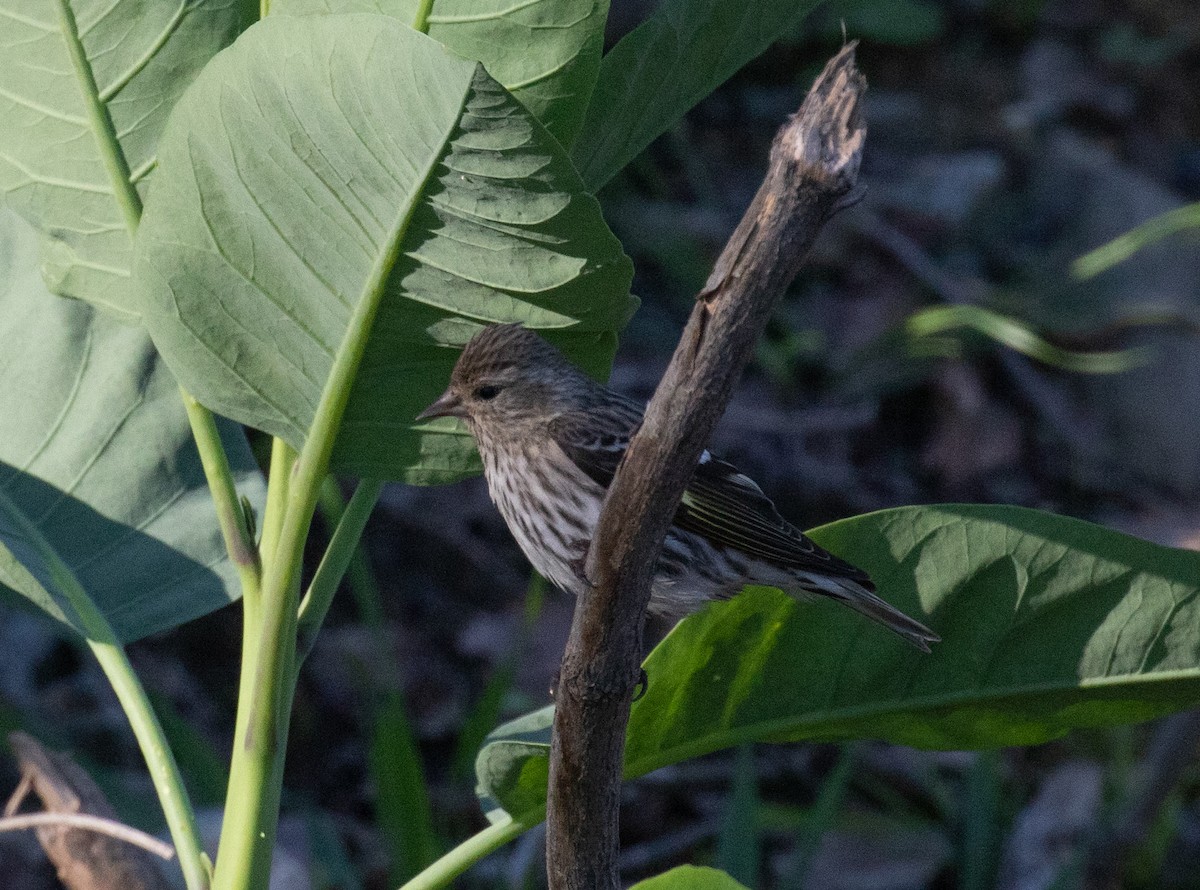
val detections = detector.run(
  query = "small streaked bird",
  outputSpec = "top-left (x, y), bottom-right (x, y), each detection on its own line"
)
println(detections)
top-left (418, 324), bottom-right (939, 652)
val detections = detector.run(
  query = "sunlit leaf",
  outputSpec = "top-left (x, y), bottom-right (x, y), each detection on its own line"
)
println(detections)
top-left (272, 0), bottom-right (608, 148)
top-left (135, 15), bottom-right (635, 483)
top-left (1073, 201), bottom-right (1200, 280)
top-left (476, 505), bottom-right (1200, 822)
top-left (0, 0), bottom-right (241, 318)
top-left (630, 866), bottom-right (751, 890)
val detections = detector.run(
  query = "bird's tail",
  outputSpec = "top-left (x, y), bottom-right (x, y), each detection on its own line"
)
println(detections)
top-left (801, 577), bottom-right (940, 653)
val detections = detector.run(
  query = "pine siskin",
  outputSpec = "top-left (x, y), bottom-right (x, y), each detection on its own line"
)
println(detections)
top-left (418, 324), bottom-right (939, 652)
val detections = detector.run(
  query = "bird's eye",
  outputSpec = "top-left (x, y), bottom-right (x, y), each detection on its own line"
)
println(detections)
top-left (475, 384), bottom-right (500, 401)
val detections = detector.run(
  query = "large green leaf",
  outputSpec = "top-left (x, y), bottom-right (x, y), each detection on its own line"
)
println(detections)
top-left (571, 0), bottom-right (821, 191)
top-left (476, 504), bottom-right (1200, 823)
top-left (135, 15), bottom-right (635, 483)
top-left (0, 0), bottom-right (242, 319)
top-left (0, 210), bottom-right (265, 642)
top-left (271, 0), bottom-right (608, 149)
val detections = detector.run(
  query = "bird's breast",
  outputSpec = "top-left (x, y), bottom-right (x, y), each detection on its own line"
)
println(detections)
top-left (481, 441), bottom-right (603, 596)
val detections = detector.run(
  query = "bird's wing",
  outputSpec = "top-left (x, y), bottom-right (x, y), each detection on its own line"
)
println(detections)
top-left (680, 455), bottom-right (872, 584)
top-left (548, 408), bottom-right (872, 586)
top-left (547, 399), bottom-right (642, 486)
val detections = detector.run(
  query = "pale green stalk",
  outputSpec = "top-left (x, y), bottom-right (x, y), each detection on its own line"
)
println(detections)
top-left (13, 19), bottom-right (238, 866)
top-left (181, 391), bottom-right (261, 597)
top-left (295, 478), bottom-right (385, 672)
top-left (211, 6), bottom-right (447, 872)
top-left (1074, 201), bottom-right (1200, 279)
top-left (53, 2), bottom-right (261, 877)
top-left (52, 3), bottom-right (256, 880)
top-left (258, 437), bottom-right (296, 579)
top-left (316, 475), bottom-right (386, 628)
top-left (411, 0), bottom-right (436, 33)
top-left (0, 491), bottom-right (210, 890)
top-left (399, 816), bottom-right (528, 890)
top-left (87, 639), bottom-right (213, 889)
top-left (212, 151), bottom-right (407, 884)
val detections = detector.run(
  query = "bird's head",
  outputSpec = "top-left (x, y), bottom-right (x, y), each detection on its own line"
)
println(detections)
top-left (417, 324), bottom-right (594, 433)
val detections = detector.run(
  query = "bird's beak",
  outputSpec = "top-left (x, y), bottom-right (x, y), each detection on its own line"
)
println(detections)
top-left (417, 389), bottom-right (467, 421)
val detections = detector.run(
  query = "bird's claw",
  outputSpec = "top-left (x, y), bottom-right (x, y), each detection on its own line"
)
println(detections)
top-left (550, 668), bottom-right (647, 701)
top-left (569, 553), bottom-right (595, 589)
top-left (632, 668), bottom-right (649, 703)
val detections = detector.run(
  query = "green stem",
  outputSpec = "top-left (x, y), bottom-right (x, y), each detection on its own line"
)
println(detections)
top-left (258, 437), bottom-right (296, 578)
top-left (181, 389), bottom-right (261, 596)
top-left (399, 816), bottom-right (528, 890)
top-left (411, 0), bottom-right (435, 33)
top-left (0, 492), bottom-right (209, 890)
top-left (1073, 201), bottom-right (1200, 280)
top-left (213, 174), bottom-right (400, 885)
top-left (52, 0), bottom-right (141, 234)
top-left (54, 0), bottom-right (249, 881)
top-left (788, 742), bottom-right (858, 883)
top-left (316, 475), bottom-right (387, 628)
top-left (212, 23), bottom-right (435, 872)
top-left (88, 639), bottom-right (212, 889)
top-left (295, 478), bottom-right (385, 673)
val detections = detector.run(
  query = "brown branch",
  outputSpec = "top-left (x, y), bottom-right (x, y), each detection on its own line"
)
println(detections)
top-left (545, 45), bottom-right (868, 890)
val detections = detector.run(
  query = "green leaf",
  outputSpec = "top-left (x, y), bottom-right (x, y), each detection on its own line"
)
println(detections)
top-left (903, 305), bottom-right (1152, 373)
top-left (271, 0), bottom-right (608, 149)
top-left (369, 692), bottom-right (440, 884)
top-left (715, 745), bottom-right (759, 886)
top-left (822, 0), bottom-right (946, 47)
top-left (476, 504), bottom-right (1200, 823)
top-left (629, 866), bottom-right (751, 890)
top-left (0, 0), bottom-right (241, 319)
top-left (0, 209), bottom-right (265, 642)
top-left (572, 0), bottom-right (821, 191)
top-left (135, 15), bottom-right (635, 483)
top-left (1073, 201), bottom-right (1200, 280)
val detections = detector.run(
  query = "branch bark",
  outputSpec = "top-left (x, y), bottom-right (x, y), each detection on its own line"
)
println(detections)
top-left (545, 44), bottom-right (868, 890)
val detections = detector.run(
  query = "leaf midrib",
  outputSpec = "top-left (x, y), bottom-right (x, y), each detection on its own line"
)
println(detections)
top-left (496, 665), bottom-right (1200, 825)
top-left (52, 0), bottom-right (142, 235)
top-left (0, 485), bottom-right (103, 639)
top-left (297, 64), bottom-right (479, 478)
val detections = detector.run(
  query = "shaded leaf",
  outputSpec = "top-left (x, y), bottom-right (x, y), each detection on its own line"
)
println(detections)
top-left (820, 0), bottom-right (946, 47)
top-left (272, 0), bottom-right (608, 148)
top-left (369, 693), bottom-right (440, 884)
top-left (572, 0), bottom-right (821, 191)
top-left (476, 505), bottom-right (1200, 823)
top-left (0, 0), bottom-right (241, 319)
top-left (135, 15), bottom-right (634, 483)
top-left (0, 210), bottom-right (265, 642)
top-left (715, 745), bottom-right (759, 886)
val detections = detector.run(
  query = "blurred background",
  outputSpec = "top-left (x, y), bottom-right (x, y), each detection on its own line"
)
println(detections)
top-left (3, 0), bottom-right (1200, 887)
